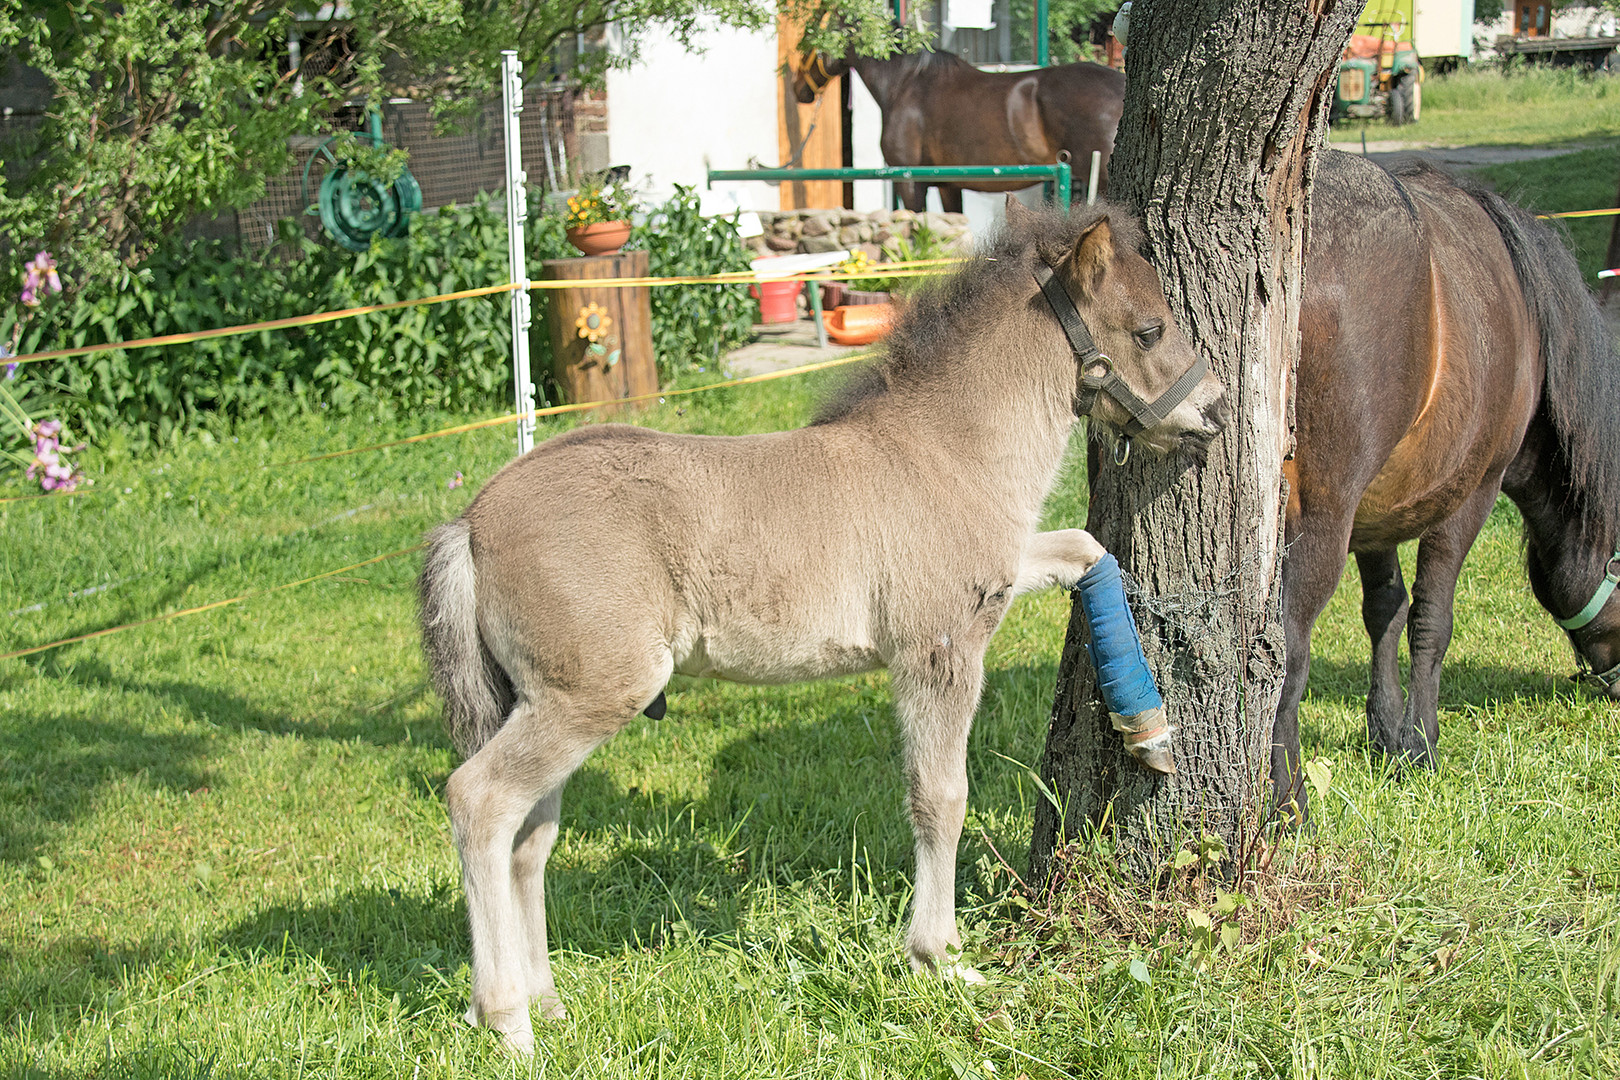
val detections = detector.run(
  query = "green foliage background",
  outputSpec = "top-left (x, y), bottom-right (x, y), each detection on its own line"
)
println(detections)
top-left (7, 189), bottom-right (754, 451)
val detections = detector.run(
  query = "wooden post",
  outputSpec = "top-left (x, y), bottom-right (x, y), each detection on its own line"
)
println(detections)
top-left (539, 250), bottom-right (658, 411)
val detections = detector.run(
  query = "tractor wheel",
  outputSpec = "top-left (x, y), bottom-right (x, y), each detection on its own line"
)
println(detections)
top-left (1389, 70), bottom-right (1418, 126)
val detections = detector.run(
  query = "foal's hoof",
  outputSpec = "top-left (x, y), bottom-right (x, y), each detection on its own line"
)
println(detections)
top-left (940, 962), bottom-right (988, 985)
top-left (535, 994), bottom-right (567, 1021)
top-left (464, 1004), bottom-right (538, 1056)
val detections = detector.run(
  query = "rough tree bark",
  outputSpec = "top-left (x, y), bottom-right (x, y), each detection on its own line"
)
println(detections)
top-left (1031, 0), bottom-right (1361, 881)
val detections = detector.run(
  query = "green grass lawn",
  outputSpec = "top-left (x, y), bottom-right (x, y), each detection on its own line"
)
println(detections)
top-left (2, 364), bottom-right (1617, 1077)
top-left (1330, 63), bottom-right (1620, 148)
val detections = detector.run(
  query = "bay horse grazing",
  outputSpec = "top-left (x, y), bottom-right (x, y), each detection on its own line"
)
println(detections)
top-left (1269, 150), bottom-right (1620, 812)
top-left (419, 200), bottom-right (1227, 1051)
top-left (792, 48), bottom-right (1124, 212)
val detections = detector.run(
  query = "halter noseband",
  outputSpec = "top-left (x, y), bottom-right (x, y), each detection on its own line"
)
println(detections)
top-left (1033, 261), bottom-right (1208, 438)
top-left (801, 51), bottom-right (835, 95)
top-left (1558, 548), bottom-right (1620, 686)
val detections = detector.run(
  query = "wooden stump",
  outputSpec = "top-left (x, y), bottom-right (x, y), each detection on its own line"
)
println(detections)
top-left (540, 250), bottom-right (657, 411)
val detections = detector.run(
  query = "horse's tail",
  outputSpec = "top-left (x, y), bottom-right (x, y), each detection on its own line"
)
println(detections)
top-left (418, 520), bottom-right (513, 758)
top-left (1454, 170), bottom-right (1620, 539)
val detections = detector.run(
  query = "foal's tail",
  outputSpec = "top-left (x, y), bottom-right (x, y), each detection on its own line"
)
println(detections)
top-left (418, 520), bottom-right (514, 758)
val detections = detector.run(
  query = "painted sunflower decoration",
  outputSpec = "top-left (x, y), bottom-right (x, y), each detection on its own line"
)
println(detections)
top-left (575, 302), bottom-right (612, 343)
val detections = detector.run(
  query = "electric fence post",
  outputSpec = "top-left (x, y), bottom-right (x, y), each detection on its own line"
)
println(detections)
top-left (502, 50), bottom-right (537, 457)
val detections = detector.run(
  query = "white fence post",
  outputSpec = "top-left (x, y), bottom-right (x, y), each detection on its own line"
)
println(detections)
top-left (502, 49), bottom-right (536, 457)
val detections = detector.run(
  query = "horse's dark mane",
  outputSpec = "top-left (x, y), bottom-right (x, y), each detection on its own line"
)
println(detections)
top-left (1389, 158), bottom-right (1620, 545)
top-left (811, 202), bottom-right (1140, 425)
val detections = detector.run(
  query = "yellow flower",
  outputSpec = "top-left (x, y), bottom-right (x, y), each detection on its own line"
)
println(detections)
top-left (575, 302), bottom-right (613, 343)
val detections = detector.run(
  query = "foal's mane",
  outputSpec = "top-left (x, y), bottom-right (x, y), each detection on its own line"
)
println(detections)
top-left (812, 203), bottom-right (1140, 425)
top-left (1395, 158), bottom-right (1620, 543)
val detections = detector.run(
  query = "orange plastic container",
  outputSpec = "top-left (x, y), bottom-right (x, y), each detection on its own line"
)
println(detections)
top-left (822, 303), bottom-right (896, 346)
top-left (749, 279), bottom-right (803, 323)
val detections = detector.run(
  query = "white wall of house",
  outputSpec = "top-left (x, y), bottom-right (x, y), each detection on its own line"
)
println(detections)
top-left (604, 23), bottom-right (779, 212)
top-left (848, 70), bottom-right (890, 213)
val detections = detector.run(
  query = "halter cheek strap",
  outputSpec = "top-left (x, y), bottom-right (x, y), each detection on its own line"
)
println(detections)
top-left (1555, 550), bottom-right (1620, 631)
top-left (1033, 262), bottom-right (1208, 435)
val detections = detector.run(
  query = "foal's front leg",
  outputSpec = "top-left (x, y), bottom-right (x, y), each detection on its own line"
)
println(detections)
top-left (1013, 529), bottom-right (1107, 597)
top-left (892, 646), bottom-right (986, 979)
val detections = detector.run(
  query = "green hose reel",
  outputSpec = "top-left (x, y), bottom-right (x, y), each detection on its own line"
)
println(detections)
top-left (302, 111), bottom-right (422, 252)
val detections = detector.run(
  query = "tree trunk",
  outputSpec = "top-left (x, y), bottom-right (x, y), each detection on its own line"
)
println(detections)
top-left (1031, 0), bottom-right (1360, 882)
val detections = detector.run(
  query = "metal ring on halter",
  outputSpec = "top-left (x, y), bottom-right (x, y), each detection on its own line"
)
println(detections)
top-left (1114, 438), bottom-right (1132, 465)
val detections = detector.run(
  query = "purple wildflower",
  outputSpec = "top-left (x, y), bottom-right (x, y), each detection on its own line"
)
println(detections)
top-left (20, 251), bottom-right (62, 308)
top-left (25, 419), bottom-right (83, 494)
top-left (447, 471), bottom-right (464, 489)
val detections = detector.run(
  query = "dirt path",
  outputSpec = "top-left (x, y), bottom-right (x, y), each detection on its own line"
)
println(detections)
top-left (1326, 138), bottom-right (1600, 169)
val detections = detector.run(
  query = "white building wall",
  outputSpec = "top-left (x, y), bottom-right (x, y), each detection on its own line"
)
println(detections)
top-left (1415, 0), bottom-right (1474, 60)
top-left (848, 70), bottom-right (890, 213)
top-left (604, 24), bottom-right (780, 212)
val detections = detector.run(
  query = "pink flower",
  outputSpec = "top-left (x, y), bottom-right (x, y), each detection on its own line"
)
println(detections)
top-left (447, 471), bottom-right (464, 489)
top-left (20, 251), bottom-right (61, 308)
top-left (25, 418), bottom-right (82, 494)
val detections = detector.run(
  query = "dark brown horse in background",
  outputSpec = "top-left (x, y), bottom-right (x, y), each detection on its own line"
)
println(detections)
top-left (792, 48), bottom-right (1124, 212)
top-left (1254, 150), bottom-right (1620, 812)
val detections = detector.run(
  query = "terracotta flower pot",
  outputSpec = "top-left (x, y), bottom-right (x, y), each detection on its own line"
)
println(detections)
top-left (566, 220), bottom-right (633, 256)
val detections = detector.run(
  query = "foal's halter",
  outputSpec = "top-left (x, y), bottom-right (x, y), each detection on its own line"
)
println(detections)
top-left (1557, 548), bottom-right (1620, 685)
top-left (1034, 262), bottom-right (1209, 442)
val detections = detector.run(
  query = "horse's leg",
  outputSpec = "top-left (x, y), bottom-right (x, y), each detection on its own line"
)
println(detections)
top-left (1012, 528), bottom-right (1106, 597)
top-left (511, 787), bottom-right (565, 1019)
top-left (1274, 516), bottom-right (1355, 821)
top-left (937, 185), bottom-right (964, 214)
top-left (1400, 485), bottom-right (1499, 767)
top-left (895, 181), bottom-right (928, 213)
top-left (1355, 548), bottom-right (1410, 757)
top-left (891, 645), bottom-right (988, 978)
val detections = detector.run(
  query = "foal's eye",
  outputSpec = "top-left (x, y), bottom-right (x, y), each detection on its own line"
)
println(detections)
top-left (1134, 323), bottom-right (1164, 349)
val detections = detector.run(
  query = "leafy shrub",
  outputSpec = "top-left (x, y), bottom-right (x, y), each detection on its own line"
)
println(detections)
top-left (628, 185), bottom-right (755, 381)
top-left (11, 188), bottom-right (754, 448)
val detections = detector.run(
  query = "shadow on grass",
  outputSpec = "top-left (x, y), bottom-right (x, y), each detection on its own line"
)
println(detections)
top-left (0, 655), bottom-right (444, 866)
top-left (0, 662), bottom-right (1062, 1018)
top-left (1304, 655), bottom-right (1588, 714)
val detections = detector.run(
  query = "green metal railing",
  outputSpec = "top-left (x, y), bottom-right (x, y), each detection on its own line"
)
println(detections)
top-left (706, 163), bottom-right (1073, 207)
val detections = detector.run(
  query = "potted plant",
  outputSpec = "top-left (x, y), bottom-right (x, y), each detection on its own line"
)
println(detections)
top-left (564, 174), bottom-right (634, 256)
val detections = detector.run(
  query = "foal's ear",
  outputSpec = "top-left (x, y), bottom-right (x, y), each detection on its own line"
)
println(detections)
top-left (1003, 193), bottom-right (1035, 229)
top-left (1068, 219), bottom-right (1115, 297)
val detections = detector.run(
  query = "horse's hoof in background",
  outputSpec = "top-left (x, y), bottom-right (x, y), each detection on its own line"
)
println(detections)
top-left (536, 996), bottom-right (567, 1021)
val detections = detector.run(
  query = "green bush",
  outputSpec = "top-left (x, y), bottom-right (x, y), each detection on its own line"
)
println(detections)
top-left (630, 185), bottom-right (756, 381)
top-left (10, 187), bottom-right (755, 449)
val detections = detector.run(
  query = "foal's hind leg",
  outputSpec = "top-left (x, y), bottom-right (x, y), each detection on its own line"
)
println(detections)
top-left (891, 645), bottom-right (988, 978)
top-left (1355, 548), bottom-right (1410, 757)
top-left (445, 690), bottom-right (605, 1052)
top-left (511, 788), bottom-right (565, 1019)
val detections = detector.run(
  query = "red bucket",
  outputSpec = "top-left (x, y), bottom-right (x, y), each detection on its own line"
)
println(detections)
top-left (750, 279), bottom-right (803, 323)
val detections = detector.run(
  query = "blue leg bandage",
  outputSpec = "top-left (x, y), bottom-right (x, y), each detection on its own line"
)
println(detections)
top-left (1075, 554), bottom-right (1175, 774)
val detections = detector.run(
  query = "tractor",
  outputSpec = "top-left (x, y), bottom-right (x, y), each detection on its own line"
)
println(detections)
top-left (1334, 1), bottom-right (1427, 125)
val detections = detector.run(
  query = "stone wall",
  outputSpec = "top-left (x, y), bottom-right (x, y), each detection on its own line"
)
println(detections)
top-left (746, 208), bottom-right (973, 261)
